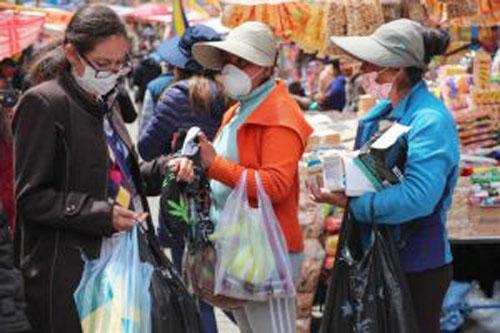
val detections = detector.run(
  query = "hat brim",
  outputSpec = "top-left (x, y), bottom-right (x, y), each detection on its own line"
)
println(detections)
top-left (330, 36), bottom-right (400, 68)
top-left (156, 37), bottom-right (188, 69)
top-left (192, 40), bottom-right (275, 71)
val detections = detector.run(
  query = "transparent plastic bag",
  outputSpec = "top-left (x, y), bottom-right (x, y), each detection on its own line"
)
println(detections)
top-left (211, 171), bottom-right (296, 301)
top-left (74, 226), bottom-right (153, 333)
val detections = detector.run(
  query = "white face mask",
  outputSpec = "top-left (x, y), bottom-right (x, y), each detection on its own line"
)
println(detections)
top-left (221, 64), bottom-right (254, 100)
top-left (361, 70), bottom-right (393, 101)
top-left (73, 64), bottom-right (120, 98)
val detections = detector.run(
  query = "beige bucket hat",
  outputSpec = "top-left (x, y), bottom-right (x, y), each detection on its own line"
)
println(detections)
top-left (192, 21), bottom-right (278, 71)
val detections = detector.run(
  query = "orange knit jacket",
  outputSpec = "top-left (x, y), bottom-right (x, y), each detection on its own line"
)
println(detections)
top-left (207, 81), bottom-right (313, 252)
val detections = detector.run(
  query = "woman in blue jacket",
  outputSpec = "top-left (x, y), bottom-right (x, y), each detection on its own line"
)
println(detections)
top-left (310, 19), bottom-right (459, 333)
top-left (138, 25), bottom-right (227, 333)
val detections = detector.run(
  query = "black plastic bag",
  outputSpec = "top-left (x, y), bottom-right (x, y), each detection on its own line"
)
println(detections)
top-left (320, 214), bottom-right (418, 333)
top-left (138, 225), bottom-right (202, 333)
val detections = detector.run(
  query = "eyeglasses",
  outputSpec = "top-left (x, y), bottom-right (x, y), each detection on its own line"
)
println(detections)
top-left (79, 53), bottom-right (132, 79)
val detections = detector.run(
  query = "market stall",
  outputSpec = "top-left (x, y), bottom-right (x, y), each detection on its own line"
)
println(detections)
top-left (0, 11), bottom-right (45, 61)
top-left (217, 1), bottom-right (499, 331)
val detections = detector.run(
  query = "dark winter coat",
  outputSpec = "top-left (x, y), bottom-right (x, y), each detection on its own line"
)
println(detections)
top-left (0, 208), bottom-right (30, 333)
top-left (12, 72), bottom-right (166, 333)
top-left (138, 79), bottom-right (226, 161)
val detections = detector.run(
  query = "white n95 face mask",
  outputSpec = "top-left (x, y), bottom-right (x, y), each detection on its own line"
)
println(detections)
top-left (74, 65), bottom-right (120, 98)
top-left (221, 64), bottom-right (253, 100)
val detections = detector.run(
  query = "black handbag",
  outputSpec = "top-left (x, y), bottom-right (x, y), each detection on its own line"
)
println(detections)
top-left (138, 223), bottom-right (202, 333)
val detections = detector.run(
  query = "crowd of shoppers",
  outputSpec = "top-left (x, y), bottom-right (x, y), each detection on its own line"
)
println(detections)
top-left (0, 3), bottom-right (460, 333)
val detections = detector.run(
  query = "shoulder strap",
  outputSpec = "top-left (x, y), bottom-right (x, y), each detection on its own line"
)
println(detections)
top-left (50, 82), bottom-right (71, 140)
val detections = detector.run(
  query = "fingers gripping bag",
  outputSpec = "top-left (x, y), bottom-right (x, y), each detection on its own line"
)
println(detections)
top-left (211, 171), bottom-right (296, 301)
top-left (73, 226), bottom-right (153, 333)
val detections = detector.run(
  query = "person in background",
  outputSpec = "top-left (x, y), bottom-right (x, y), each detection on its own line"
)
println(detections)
top-left (310, 19), bottom-right (458, 333)
top-left (343, 69), bottom-right (365, 113)
top-left (137, 45), bottom-right (176, 139)
top-left (0, 52), bottom-right (31, 333)
top-left (0, 202), bottom-right (31, 333)
top-left (315, 58), bottom-right (346, 111)
top-left (189, 21), bottom-right (313, 332)
top-left (132, 51), bottom-right (162, 104)
top-left (138, 25), bottom-right (226, 333)
top-left (13, 6), bottom-right (169, 332)
top-left (0, 77), bottom-right (17, 233)
top-left (0, 58), bottom-right (29, 92)
top-left (317, 58), bottom-right (335, 99)
top-left (293, 58), bottom-right (347, 112)
top-left (288, 80), bottom-right (305, 97)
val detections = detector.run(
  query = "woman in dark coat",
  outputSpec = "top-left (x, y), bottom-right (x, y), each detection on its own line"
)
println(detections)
top-left (13, 5), bottom-right (170, 332)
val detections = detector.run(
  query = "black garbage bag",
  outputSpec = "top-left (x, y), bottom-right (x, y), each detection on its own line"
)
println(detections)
top-left (138, 224), bottom-right (202, 333)
top-left (320, 213), bottom-right (418, 333)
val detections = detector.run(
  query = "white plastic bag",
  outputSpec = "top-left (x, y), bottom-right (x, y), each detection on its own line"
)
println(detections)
top-left (74, 226), bottom-right (153, 333)
top-left (211, 171), bottom-right (296, 301)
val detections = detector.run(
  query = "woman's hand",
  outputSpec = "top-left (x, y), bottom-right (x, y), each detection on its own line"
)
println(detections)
top-left (168, 157), bottom-right (194, 183)
top-left (198, 133), bottom-right (217, 169)
top-left (112, 206), bottom-right (148, 232)
top-left (307, 181), bottom-right (348, 208)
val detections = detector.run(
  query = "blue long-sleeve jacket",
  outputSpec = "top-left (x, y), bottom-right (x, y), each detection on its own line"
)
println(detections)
top-left (138, 74), bottom-right (174, 140)
top-left (350, 81), bottom-right (460, 272)
top-left (138, 79), bottom-right (226, 161)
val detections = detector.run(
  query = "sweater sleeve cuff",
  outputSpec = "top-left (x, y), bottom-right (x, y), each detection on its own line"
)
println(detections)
top-left (349, 192), bottom-right (375, 223)
top-left (90, 201), bottom-right (114, 237)
top-left (206, 155), bottom-right (227, 180)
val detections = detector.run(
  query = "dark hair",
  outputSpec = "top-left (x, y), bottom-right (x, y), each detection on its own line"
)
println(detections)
top-left (28, 38), bottom-right (66, 85)
top-left (64, 5), bottom-right (127, 55)
top-left (404, 27), bottom-right (450, 86)
top-left (0, 58), bottom-right (16, 69)
top-left (29, 5), bottom-right (127, 81)
top-left (331, 58), bottom-right (341, 73)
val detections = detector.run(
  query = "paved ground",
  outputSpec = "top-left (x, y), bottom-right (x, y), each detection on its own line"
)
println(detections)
top-left (126, 121), bottom-right (239, 333)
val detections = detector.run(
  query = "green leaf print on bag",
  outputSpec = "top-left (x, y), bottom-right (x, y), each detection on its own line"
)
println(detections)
top-left (166, 196), bottom-right (189, 224)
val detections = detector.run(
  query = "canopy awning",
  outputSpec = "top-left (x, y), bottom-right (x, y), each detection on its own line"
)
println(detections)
top-left (0, 11), bottom-right (45, 61)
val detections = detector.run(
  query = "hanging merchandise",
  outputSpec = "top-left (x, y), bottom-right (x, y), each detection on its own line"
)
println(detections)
top-left (221, 1), bottom-right (311, 42)
top-left (474, 50), bottom-right (493, 89)
top-left (319, 214), bottom-right (419, 333)
top-left (441, 0), bottom-right (480, 19)
top-left (291, 2), bottom-right (329, 55)
top-left (344, 0), bottom-right (385, 36)
top-left (220, 0), bottom-right (385, 57)
top-left (211, 171), bottom-right (296, 301)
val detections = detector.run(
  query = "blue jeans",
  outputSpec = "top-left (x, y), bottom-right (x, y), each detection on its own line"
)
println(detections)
top-left (171, 241), bottom-right (237, 333)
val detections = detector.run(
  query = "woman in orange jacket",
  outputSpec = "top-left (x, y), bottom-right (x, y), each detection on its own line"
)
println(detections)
top-left (177, 22), bottom-right (312, 333)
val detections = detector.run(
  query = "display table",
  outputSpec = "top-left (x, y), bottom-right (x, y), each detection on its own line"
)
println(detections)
top-left (447, 177), bottom-right (500, 294)
top-left (448, 177), bottom-right (500, 244)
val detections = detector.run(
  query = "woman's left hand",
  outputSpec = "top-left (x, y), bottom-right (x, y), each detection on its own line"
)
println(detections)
top-left (198, 133), bottom-right (217, 169)
top-left (309, 186), bottom-right (348, 208)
